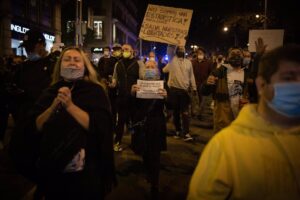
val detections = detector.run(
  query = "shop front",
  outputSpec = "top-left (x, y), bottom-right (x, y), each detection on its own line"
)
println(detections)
top-left (11, 22), bottom-right (55, 56)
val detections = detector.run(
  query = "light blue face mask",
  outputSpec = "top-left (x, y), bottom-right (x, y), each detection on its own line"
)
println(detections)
top-left (27, 53), bottom-right (41, 61)
top-left (144, 69), bottom-right (159, 80)
top-left (268, 82), bottom-right (300, 117)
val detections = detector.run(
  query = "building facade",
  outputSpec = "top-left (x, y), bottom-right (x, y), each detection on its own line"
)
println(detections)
top-left (78, 0), bottom-right (139, 63)
top-left (0, 0), bottom-right (62, 56)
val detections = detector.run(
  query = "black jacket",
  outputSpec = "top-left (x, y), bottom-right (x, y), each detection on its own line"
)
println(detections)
top-left (115, 58), bottom-right (139, 98)
top-left (10, 80), bottom-right (116, 198)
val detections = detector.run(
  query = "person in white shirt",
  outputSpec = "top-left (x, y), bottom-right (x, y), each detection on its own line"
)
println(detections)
top-left (163, 46), bottom-right (197, 141)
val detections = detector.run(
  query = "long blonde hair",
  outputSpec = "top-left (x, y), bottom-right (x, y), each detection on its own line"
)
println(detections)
top-left (51, 47), bottom-right (105, 89)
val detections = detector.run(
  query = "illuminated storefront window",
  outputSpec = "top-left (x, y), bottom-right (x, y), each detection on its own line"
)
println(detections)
top-left (93, 20), bottom-right (103, 39)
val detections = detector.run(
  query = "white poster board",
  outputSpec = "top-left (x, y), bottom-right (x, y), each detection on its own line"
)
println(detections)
top-left (136, 80), bottom-right (164, 99)
top-left (139, 4), bottom-right (193, 46)
top-left (248, 29), bottom-right (284, 52)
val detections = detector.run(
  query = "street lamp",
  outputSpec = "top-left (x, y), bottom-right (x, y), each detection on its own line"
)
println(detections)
top-left (255, 14), bottom-right (260, 19)
top-left (264, 0), bottom-right (267, 29)
top-left (190, 45), bottom-right (198, 51)
top-left (223, 25), bottom-right (238, 46)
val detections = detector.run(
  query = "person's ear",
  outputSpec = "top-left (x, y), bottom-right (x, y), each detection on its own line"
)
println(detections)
top-left (256, 76), bottom-right (266, 95)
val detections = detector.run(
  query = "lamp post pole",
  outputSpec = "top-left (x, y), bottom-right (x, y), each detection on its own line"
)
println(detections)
top-left (264, 0), bottom-right (267, 29)
top-left (75, 0), bottom-right (82, 46)
top-left (79, 0), bottom-right (83, 46)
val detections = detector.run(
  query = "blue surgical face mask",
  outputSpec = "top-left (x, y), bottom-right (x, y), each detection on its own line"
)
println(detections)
top-left (267, 82), bottom-right (300, 117)
top-left (144, 69), bottom-right (159, 80)
top-left (27, 53), bottom-right (41, 61)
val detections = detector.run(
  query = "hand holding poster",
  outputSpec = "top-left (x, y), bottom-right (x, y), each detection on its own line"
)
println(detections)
top-left (136, 80), bottom-right (164, 99)
top-left (248, 29), bottom-right (284, 52)
top-left (139, 4), bottom-right (193, 46)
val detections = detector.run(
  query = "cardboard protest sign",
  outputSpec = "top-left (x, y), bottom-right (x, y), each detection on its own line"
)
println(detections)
top-left (136, 80), bottom-right (164, 99)
top-left (139, 4), bottom-right (193, 46)
top-left (248, 29), bottom-right (284, 52)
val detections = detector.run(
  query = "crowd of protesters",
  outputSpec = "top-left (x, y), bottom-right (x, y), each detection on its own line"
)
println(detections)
top-left (0, 27), bottom-right (299, 200)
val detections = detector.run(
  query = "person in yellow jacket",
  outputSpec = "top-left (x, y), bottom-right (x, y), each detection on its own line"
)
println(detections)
top-left (187, 44), bottom-right (300, 200)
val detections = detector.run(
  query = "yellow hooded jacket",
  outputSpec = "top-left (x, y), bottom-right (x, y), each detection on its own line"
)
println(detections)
top-left (188, 104), bottom-right (300, 200)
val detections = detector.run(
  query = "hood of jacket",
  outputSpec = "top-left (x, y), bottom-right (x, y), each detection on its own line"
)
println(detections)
top-left (231, 104), bottom-right (300, 135)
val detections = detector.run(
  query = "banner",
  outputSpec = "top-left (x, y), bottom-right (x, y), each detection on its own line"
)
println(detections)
top-left (248, 29), bottom-right (284, 52)
top-left (139, 4), bottom-right (193, 46)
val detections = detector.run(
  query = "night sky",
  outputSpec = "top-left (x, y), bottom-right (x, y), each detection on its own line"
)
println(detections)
top-left (138, 0), bottom-right (300, 55)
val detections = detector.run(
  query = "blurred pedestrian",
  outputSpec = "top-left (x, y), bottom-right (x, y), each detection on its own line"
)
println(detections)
top-left (8, 29), bottom-right (58, 181)
top-left (191, 47), bottom-right (213, 118)
top-left (97, 44), bottom-right (123, 133)
top-left (11, 29), bottom-right (57, 123)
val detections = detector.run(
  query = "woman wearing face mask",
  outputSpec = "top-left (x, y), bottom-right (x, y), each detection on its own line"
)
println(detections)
top-left (29, 47), bottom-right (115, 199)
top-left (130, 60), bottom-right (167, 199)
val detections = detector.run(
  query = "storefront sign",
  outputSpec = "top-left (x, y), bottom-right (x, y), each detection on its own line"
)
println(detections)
top-left (10, 23), bottom-right (55, 42)
top-left (11, 24), bottom-right (29, 34)
top-left (91, 47), bottom-right (103, 53)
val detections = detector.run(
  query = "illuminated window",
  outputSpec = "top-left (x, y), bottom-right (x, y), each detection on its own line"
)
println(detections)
top-left (67, 21), bottom-right (75, 33)
top-left (94, 20), bottom-right (103, 39)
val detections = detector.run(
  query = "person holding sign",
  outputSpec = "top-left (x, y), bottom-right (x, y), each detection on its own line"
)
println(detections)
top-left (131, 60), bottom-right (167, 199)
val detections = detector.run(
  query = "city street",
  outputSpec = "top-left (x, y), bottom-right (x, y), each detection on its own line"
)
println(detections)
top-left (0, 115), bottom-right (214, 200)
top-left (106, 118), bottom-right (214, 200)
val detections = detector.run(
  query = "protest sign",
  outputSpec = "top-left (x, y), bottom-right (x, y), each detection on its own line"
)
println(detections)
top-left (136, 80), bottom-right (164, 99)
top-left (139, 4), bottom-right (193, 46)
top-left (248, 29), bottom-right (284, 52)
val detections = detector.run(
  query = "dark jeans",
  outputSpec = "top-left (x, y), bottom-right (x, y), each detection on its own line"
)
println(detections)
top-left (108, 88), bottom-right (117, 131)
top-left (115, 97), bottom-right (132, 144)
top-left (168, 87), bottom-right (191, 134)
top-left (0, 106), bottom-right (8, 141)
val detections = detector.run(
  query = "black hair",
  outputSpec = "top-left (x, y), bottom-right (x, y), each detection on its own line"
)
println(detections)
top-left (258, 44), bottom-right (300, 83)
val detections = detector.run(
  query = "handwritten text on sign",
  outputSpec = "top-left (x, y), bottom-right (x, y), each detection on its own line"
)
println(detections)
top-left (136, 80), bottom-right (164, 99)
top-left (139, 4), bottom-right (193, 46)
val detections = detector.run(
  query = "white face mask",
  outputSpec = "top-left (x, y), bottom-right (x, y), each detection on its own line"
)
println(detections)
top-left (28, 53), bottom-right (41, 61)
top-left (60, 66), bottom-right (84, 81)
